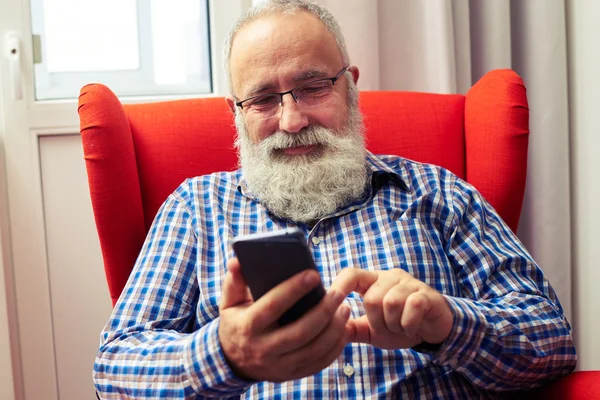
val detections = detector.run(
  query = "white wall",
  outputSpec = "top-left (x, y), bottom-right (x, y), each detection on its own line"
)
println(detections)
top-left (0, 246), bottom-right (16, 400)
top-left (39, 135), bottom-right (112, 399)
top-left (567, 0), bottom-right (600, 370)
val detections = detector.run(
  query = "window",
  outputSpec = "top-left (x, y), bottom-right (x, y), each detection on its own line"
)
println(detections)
top-left (30, 0), bottom-right (212, 100)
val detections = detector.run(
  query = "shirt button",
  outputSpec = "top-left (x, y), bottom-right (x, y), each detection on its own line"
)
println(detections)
top-left (311, 236), bottom-right (321, 246)
top-left (343, 363), bottom-right (354, 377)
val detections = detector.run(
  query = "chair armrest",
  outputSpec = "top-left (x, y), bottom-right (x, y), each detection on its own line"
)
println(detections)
top-left (515, 371), bottom-right (600, 399)
top-left (534, 371), bottom-right (600, 399)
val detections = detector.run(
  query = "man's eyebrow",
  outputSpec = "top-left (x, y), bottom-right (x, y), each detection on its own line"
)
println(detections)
top-left (292, 69), bottom-right (328, 82)
top-left (245, 83), bottom-right (277, 98)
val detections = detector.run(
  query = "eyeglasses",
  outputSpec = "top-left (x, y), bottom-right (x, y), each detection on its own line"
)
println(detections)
top-left (235, 66), bottom-right (348, 120)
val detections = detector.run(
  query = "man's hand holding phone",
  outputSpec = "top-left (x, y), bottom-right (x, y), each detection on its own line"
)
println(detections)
top-left (218, 228), bottom-right (454, 382)
top-left (218, 257), bottom-right (351, 382)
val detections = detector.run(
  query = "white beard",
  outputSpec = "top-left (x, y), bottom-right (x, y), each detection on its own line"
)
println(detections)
top-left (235, 84), bottom-right (368, 224)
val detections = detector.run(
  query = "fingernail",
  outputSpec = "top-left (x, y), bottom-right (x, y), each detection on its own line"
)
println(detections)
top-left (345, 324), bottom-right (354, 341)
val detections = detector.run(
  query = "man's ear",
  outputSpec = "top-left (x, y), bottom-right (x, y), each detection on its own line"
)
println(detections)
top-left (348, 66), bottom-right (360, 85)
top-left (226, 96), bottom-right (236, 114)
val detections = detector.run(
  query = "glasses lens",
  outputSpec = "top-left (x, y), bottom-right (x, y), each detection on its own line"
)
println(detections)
top-left (294, 80), bottom-right (335, 107)
top-left (245, 94), bottom-right (280, 118)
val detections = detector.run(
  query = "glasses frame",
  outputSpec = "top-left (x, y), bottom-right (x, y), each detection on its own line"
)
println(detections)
top-left (235, 66), bottom-right (349, 110)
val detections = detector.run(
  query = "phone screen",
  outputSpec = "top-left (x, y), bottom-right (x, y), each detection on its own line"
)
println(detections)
top-left (232, 228), bottom-right (326, 325)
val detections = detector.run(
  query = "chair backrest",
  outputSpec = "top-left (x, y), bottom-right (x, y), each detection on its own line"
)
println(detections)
top-left (78, 68), bottom-right (529, 306)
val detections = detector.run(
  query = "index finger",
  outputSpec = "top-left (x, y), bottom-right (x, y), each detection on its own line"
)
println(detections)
top-left (329, 268), bottom-right (378, 297)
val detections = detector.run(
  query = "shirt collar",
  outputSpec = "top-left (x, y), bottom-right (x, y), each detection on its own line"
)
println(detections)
top-left (365, 150), bottom-right (410, 192)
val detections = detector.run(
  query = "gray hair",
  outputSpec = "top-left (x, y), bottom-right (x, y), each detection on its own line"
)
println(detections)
top-left (223, 0), bottom-right (351, 95)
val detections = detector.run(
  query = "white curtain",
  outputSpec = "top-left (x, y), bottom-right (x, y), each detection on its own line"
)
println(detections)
top-left (316, 0), bottom-right (572, 319)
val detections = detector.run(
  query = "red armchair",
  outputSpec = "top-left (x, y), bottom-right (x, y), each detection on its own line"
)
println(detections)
top-left (78, 69), bottom-right (598, 397)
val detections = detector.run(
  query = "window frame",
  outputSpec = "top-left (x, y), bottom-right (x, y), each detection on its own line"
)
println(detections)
top-left (29, 0), bottom-right (219, 100)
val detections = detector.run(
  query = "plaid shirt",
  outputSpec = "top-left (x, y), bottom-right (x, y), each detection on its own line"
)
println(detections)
top-left (93, 152), bottom-right (576, 399)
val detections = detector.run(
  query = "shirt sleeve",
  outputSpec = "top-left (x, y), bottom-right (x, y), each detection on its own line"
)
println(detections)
top-left (93, 188), bottom-right (253, 399)
top-left (420, 178), bottom-right (577, 391)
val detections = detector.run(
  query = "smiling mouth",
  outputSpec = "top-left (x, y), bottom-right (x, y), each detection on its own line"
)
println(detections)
top-left (281, 144), bottom-right (318, 155)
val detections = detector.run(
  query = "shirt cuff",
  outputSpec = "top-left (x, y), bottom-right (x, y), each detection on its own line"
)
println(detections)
top-left (183, 318), bottom-right (254, 397)
top-left (424, 296), bottom-right (487, 368)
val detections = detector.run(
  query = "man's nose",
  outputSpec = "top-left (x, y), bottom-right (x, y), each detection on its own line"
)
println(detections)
top-left (277, 93), bottom-right (309, 134)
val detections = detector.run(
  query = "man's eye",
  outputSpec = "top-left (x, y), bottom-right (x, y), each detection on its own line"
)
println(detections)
top-left (298, 82), bottom-right (330, 95)
top-left (249, 95), bottom-right (279, 108)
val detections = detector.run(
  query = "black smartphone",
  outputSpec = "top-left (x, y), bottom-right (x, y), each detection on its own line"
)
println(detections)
top-left (231, 228), bottom-right (326, 326)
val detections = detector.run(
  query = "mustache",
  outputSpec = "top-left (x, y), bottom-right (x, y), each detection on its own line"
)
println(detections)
top-left (257, 126), bottom-right (335, 152)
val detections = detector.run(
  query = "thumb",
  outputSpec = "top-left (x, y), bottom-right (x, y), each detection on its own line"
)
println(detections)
top-left (220, 258), bottom-right (253, 309)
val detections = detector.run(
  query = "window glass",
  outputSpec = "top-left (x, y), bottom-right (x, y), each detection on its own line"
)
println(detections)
top-left (30, 0), bottom-right (212, 100)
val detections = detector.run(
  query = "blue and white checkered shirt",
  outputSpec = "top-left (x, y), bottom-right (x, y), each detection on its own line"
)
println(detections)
top-left (93, 152), bottom-right (576, 399)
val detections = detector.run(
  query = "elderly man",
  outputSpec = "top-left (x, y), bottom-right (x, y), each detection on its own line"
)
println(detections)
top-left (93, 1), bottom-right (576, 398)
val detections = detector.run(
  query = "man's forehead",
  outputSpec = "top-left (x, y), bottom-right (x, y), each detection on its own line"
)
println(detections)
top-left (229, 11), bottom-right (343, 96)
